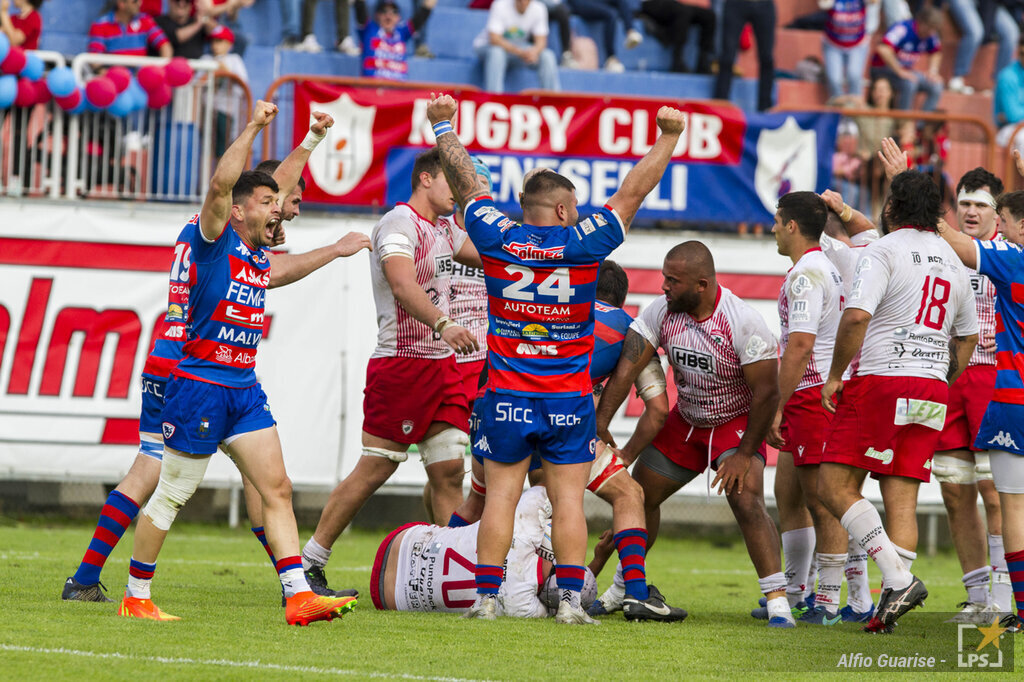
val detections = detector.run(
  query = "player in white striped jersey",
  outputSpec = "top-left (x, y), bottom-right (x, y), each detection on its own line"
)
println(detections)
top-left (302, 149), bottom-right (483, 594)
top-left (932, 168), bottom-right (1009, 621)
top-left (595, 241), bottom-right (791, 626)
top-left (819, 167), bottom-right (979, 632)
top-left (766, 192), bottom-right (849, 625)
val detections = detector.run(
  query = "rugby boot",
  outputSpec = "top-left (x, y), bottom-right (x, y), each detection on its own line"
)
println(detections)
top-left (874, 575), bottom-right (928, 626)
top-left (463, 594), bottom-right (498, 620)
top-left (623, 584), bottom-right (688, 622)
top-left (285, 591), bottom-right (356, 626)
top-left (118, 595), bottom-right (181, 621)
top-left (62, 576), bottom-right (113, 603)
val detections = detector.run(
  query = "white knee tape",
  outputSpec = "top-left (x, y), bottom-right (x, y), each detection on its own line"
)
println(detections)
top-left (932, 454), bottom-right (977, 485)
top-left (974, 452), bottom-right (993, 481)
top-left (587, 444), bottom-right (626, 494)
top-left (418, 428), bottom-right (469, 466)
top-left (142, 450), bottom-right (210, 531)
top-left (363, 446), bottom-right (408, 463)
top-left (634, 357), bottom-right (667, 402)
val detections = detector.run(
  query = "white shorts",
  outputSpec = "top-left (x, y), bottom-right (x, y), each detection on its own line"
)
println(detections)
top-left (990, 450), bottom-right (1024, 494)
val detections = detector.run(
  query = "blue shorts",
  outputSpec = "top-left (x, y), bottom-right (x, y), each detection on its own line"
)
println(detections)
top-left (470, 391), bottom-right (597, 465)
top-left (161, 375), bottom-right (276, 455)
top-left (975, 402), bottom-right (1024, 456)
top-left (138, 375), bottom-right (167, 460)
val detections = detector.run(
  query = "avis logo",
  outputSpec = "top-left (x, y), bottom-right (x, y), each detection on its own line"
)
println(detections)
top-left (988, 431), bottom-right (1019, 450)
top-left (516, 343), bottom-right (556, 356)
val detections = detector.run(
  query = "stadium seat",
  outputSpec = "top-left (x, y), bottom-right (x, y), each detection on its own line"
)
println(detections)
top-left (425, 7), bottom-right (488, 61)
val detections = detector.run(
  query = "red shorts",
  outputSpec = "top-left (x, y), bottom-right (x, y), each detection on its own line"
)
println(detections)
top-left (456, 359), bottom-right (486, 410)
top-left (935, 364), bottom-right (996, 452)
top-left (652, 408), bottom-right (766, 474)
top-left (781, 386), bottom-right (832, 467)
top-left (363, 356), bottom-right (470, 444)
top-left (823, 374), bottom-right (949, 482)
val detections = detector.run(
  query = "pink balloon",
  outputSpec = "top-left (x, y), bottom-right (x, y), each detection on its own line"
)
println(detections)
top-left (55, 88), bottom-right (82, 111)
top-left (164, 57), bottom-right (193, 88)
top-left (85, 76), bottom-right (117, 108)
top-left (137, 64), bottom-right (166, 94)
top-left (14, 76), bottom-right (35, 107)
top-left (106, 66), bottom-right (132, 93)
top-left (147, 81), bottom-right (172, 109)
top-left (1, 46), bottom-right (26, 76)
top-left (33, 79), bottom-right (50, 105)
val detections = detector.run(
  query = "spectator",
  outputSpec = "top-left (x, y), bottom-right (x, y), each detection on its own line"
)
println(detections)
top-left (1, 0), bottom-right (42, 50)
top-left (638, 0), bottom-right (716, 74)
top-left (208, 24), bottom-right (248, 156)
top-left (280, 0), bottom-right (302, 47)
top-left (89, 0), bottom-right (172, 57)
top-left (539, 0), bottom-right (576, 67)
top-left (298, 0), bottom-right (360, 54)
top-left (156, 0), bottom-right (213, 58)
top-left (714, 0), bottom-right (776, 112)
top-left (566, 0), bottom-right (644, 72)
top-left (197, 0), bottom-right (251, 55)
top-left (355, 0), bottom-right (435, 80)
top-left (852, 75), bottom-right (897, 214)
top-left (869, 4), bottom-right (943, 111)
top-left (995, 36), bottom-right (1024, 154)
top-left (947, 0), bottom-right (1020, 94)
top-left (821, 0), bottom-right (877, 100)
top-left (474, 0), bottom-right (560, 92)
top-left (833, 118), bottom-right (864, 210)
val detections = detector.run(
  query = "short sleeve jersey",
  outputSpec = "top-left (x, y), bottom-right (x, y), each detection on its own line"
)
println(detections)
top-left (88, 12), bottom-right (169, 55)
top-left (778, 248), bottom-right (844, 391)
top-left (463, 195), bottom-right (625, 398)
top-left (591, 302), bottom-right (633, 385)
top-left (450, 251), bottom-right (489, 365)
top-left (142, 222), bottom-right (196, 380)
top-left (967, 267), bottom-right (997, 367)
top-left (825, 0), bottom-right (867, 48)
top-left (393, 485), bottom-right (550, 616)
top-left (848, 228), bottom-right (978, 381)
top-left (11, 11), bottom-right (42, 50)
top-left (871, 19), bottom-right (940, 69)
top-left (370, 203), bottom-right (468, 359)
top-left (820, 229), bottom-right (878, 295)
top-left (359, 20), bottom-right (414, 80)
top-left (172, 217), bottom-right (271, 388)
top-left (975, 239), bottom-right (1024, 406)
top-left (631, 286), bottom-right (779, 428)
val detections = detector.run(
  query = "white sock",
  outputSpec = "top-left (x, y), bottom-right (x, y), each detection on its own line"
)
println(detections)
top-left (839, 498), bottom-right (912, 591)
top-left (844, 535), bottom-right (872, 611)
top-left (280, 567), bottom-right (312, 598)
top-left (766, 595), bottom-right (793, 623)
top-left (561, 588), bottom-right (581, 610)
top-left (989, 534), bottom-right (1007, 571)
top-left (126, 575), bottom-right (151, 599)
top-left (302, 537), bottom-right (332, 570)
top-left (815, 553), bottom-right (847, 614)
top-left (805, 553), bottom-right (818, 600)
top-left (894, 544), bottom-right (916, 573)
top-left (989, 533), bottom-right (1012, 612)
top-left (613, 562), bottom-right (624, 589)
top-left (758, 571), bottom-right (787, 596)
top-left (962, 566), bottom-right (991, 605)
top-left (781, 527), bottom-right (815, 608)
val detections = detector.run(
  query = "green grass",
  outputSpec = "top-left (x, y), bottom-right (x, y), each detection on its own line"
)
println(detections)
top-left (0, 519), bottom-right (1020, 679)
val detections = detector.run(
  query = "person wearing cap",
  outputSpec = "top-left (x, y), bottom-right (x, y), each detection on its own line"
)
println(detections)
top-left (156, 0), bottom-right (214, 59)
top-left (209, 23), bottom-right (249, 156)
top-left (353, 0), bottom-right (437, 81)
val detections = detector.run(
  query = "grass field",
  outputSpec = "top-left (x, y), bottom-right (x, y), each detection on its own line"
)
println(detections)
top-left (0, 517), bottom-right (1020, 680)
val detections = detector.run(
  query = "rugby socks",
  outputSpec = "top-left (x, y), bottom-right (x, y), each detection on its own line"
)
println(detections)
top-left (475, 564), bottom-right (503, 596)
top-left (126, 557), bottom-right (156, 599)
top-left (74, 490), bottom-right (140, 586)
top-left (1006, 549), bottom-right (1024, 618)
top-left (814, 553), bottom-right (846, 615)
top-left (894, 545), bottom-right (916, 573)
top-left (301, 537), bottom-right (331, 571)
top-left (840, 498), bottom-right (912, 591)
top-left (251, 526), bottom-right (277, 567)
top-left (962, 566), bottom-right (991, 605)
top-left (277, 556), bottom-right (311, 598)
top-left (844, 536), bottom-right (872, 612)
top-left (613, 528), bottom-right (649, 600)
top-left (805, 553), bottom-right (818, 602)
top-left (448, 512), bottom-right (470, 528)
top-left (989, 534), bottom-right (1012, 612)
top-left (781, 527), bottom-right (815, 608)
top-left (758, 572), bottom-right (787, 596)
top-left (555, 564), bottom-right (586, 610)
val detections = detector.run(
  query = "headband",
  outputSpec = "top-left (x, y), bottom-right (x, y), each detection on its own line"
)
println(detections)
top-left (958, 188), bottom-right (996, 209)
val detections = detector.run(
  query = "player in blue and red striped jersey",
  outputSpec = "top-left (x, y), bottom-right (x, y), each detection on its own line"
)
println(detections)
top-left (427, 93), bottom-right (685, 624)
top-left (115, 101), bottom-right (369, 625)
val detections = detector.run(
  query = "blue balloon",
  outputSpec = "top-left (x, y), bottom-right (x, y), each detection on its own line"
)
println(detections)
top-left (0, 74), bottom-right (16, 108)
top-left (126, 79), bottom-right (147, 111)
top-left (108, 89), bottom-right (133, 117)
top-left (68, 87), bottom-right (87, 114)
top-left (21, 53), bottom-right (44, 81)
top-left (0, 34), bottom-right (9, 65)
top-left (46, 66), bottom-right (76, 97)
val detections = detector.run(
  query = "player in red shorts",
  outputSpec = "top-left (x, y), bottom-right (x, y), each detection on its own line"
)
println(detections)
top-left (820, 162), bottom-right (979, 633)
top-left (596, 241), bottom-right (790, 626)
top-left (300, 148), bottom-right (481, 592)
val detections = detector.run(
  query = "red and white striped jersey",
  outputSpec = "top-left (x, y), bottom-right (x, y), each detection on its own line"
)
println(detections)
top-left (631, 286), bottom-right (779, 428)
top-left (370, 203), bottom-right (468, 359)
top-left (848, 228), bottom-right (978, 381)
top-left (450, 258), bottom-right (488, 364)
top-left (778, 248), bottom-right (844, 391)
top-left (967, 270), bottom-right (996, 367)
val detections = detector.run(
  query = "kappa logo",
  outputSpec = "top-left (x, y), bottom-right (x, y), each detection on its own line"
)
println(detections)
top-left (475, 435), bottom-right (492, 453)
top-left (988, 431), bottom-right (1019, 450)
top-left (401, 420), bottom-right (414, 435)
top-left (162, 422), bottom-right (175, 439)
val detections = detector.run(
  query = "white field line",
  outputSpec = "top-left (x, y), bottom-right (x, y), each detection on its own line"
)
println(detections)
top-left (0, 644), bottom-right (494, 682)
top-left (0, 551), bottom-right (371, 571)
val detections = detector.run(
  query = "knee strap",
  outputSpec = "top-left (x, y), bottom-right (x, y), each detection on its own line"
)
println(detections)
top-left (418, 428), bottom-right (469, 466)
top-left (143, 450), bottom-right (210, 531)
top-left (932, 454), bottom-right (976, 485)
top-left (974, 452), bottom-right (993, 481)
top-left (363, 447), bottom-right (408, 463)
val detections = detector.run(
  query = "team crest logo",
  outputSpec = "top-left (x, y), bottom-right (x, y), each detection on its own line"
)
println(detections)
top-left (162, 423), bottom-right (175, 439)
top-left (308, 94), bottom-right (376, 196)
top-left (198, 417), bottom-right (210, 436)
top-left (401, 420), bottom-right (414, 435)
top-left (754, 116), bottom-right (818, 214)
top-left (589, 438), bottom-right (598, 454)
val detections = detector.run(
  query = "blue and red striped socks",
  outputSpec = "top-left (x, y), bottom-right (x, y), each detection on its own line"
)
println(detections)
top-left (556, 564), bottom-right (586, 609)
top-left (127, 557), bottom-right (156, 599)
top-left (276, 555), bottom-right (311, 598)
top-left (614, 528), bottom-right (650, 600)
top-left (74, 490), bottom-right (140, 586)
top-left (1006, 548), bottom-right (1024, 619)
top-left (475, 564), bottom-right (503, 595)
top-left (250, 526), bottom-right (277, 567)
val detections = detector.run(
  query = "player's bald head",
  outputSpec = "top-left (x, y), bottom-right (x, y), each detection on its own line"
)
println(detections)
top-left (665, 241), bottom-right (715, 279)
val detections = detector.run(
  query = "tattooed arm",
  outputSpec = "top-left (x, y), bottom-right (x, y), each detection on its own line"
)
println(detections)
top-left (947, 334), bottom-right (977, 385)
top-left (595, 329), bottom-right (657, 447)
top-left (426, 94), bottom-right (487, 212)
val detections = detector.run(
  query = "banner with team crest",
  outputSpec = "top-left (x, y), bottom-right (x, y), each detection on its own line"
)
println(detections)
top-left (293, 81), bottom-right (838, 223)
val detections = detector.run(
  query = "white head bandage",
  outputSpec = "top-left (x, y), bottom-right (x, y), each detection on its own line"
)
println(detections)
top-left (958, 188), bottom-right (996, 209)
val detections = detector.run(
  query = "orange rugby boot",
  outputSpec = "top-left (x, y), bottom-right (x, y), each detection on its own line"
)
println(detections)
top-left (117, 595), bottom-right (181, 621)
top-left (285, 590), bottom-right (357, 626)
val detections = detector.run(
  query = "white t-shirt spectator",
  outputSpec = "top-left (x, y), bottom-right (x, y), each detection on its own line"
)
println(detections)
top-left (473, 0), bottom-right (549, 50)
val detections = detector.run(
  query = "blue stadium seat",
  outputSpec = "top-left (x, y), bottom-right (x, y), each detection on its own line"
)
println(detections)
top-left (39, 32), bottom-right (90, 58)
top-left (407, 57), bottom-right (479, 85)
top-left (425, 7), bottom-right (487, 60)
top-left (40, 0), bottom-right (103, 38)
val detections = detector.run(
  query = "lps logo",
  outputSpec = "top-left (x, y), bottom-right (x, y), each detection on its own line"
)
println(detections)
top-left (957, 621), bottom-right (1010, 669)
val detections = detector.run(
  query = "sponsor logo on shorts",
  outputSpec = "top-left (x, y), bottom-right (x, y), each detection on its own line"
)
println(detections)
top-left (548, 413), bottom-right (582, 426)
top-left (198, 417), bottom-right (210, 436)
top-left (474, 435), bottom-right (491, 453)
top-left (522, 324), bottom-right (549, 339)
top-left (797, 445), bottom-right (805, 456)
top-left (162, 422), bottom-right (175, 439)
top-left (864, 447), bottom-right (894, 465)
top-left (988, 431), bottom-right (1019, 450)
top-left (589, 438), bottom-right (598, 454)
top-left (142, 378), bottom-right (164, 398)
top-left (496, 402), bottom-right (534, 423)
top-left (894, 398), bottom-right (946, 430)
top-left (402, 420), bottom-right (414, 435)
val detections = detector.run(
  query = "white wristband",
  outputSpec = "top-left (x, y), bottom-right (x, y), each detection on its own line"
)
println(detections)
top-left (301, 129), bottom-right (327, 151)
top-left (434, 315), bottom-right (458, 334)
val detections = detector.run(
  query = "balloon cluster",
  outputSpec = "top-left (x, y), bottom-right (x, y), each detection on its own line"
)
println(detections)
top-left (0, 33), bottom-right (195, 117)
